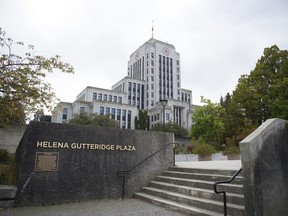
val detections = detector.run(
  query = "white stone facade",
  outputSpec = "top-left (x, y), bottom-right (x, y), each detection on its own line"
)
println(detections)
top-left (52, 38), bottom-right (196, 130)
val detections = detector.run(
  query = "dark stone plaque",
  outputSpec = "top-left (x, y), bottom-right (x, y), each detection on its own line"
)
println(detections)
top-left (35, 152), bottom-right (59, 171)
top-left (15, 122), bottom-right (174, 207)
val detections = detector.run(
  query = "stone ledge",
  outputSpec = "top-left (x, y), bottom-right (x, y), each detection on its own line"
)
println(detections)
top-left (0, 185), bottom-right (17, 209)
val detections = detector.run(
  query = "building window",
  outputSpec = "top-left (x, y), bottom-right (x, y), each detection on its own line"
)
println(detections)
top-left (122, 110), bottom-right (126, 129)
top-left (166, 113), bottom-right (169, 121)
top-left (117, 109), bottom-right (121, 126)
top-left (80, 107), bottom-right (85, 113)
top-left (103, 94), bottom-right (107, 101)
top-left (98, 93), bottom-right (102, 100)
top-left (106, 107), bottom-right (110, 114)
top-left (113, 96), bottom-right (117, 103)
top-left (112, 108), bottom-right (116, 119)
top-left (151, 60), bottom-right (154, 66)
top-left (151, 52), bottom-right (154, 58)
top-left (109, 95), bottom-right (112, 102)
top-left (62, 108), bottom-right (68, 122)
top-left (151, 68), bottom-right (154, 74)
top-left (177, 60), bottom-right (179, 66)
top-left (100, 107), bottom-right (104, 115)
top-left (127, 110), bottom-right (131, 129)
top-left (118, 97), bottom-right (122, 103)
top-left (93, 93), bottom-right (97, 100)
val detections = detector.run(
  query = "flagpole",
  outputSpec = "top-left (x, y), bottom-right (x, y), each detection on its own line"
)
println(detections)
top-left (152, 20), bottom-right (154, 38)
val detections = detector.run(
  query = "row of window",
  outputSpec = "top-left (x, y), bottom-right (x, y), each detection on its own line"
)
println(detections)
top-left (93, 93), bottom-right (122, 103)
top-left (99, 107), bottom-right (132, 129)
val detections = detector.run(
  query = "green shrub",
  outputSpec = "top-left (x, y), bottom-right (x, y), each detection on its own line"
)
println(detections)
top-left (0, 148), bottom-right (10, 163)
top-left (222, 146), bottom-right (240, 155)
top-left (0, 149), bottom-right (16, 185)
top-left (193, 143), bottom-right (216, 155)
top-left (0, 164), bottom-right (16, 185)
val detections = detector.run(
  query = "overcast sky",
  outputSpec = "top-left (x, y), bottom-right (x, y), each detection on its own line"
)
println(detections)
top-left (1, 0), bottom-right (288, 108)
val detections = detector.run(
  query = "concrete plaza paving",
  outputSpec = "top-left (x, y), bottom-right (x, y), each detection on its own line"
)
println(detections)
top-left (3, 160), bottom-right (241, 216)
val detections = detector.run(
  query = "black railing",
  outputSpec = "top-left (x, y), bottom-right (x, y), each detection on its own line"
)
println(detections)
top-left (214, 167), bottom-right (242, 216)
top-left (117, 142), bottom-right (178, 199)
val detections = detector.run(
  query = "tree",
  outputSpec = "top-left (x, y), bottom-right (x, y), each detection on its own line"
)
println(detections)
top-left (0, 28), bottom-right (74, 127)
top-left (190, 96), bottom-right (225, 149)
top-left (135, 110), bottom-right (148, 130)
top-left (68, 113), bottom-right (119, 128)
top-left (32, 109), bottom-right (51, 122)
top-left (231, 45), bottom-right (288, 125)
top-left (152, 122), bottom-right (188, 137)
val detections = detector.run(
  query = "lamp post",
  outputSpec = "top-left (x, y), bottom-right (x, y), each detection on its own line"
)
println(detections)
top-left (160, 99), bottom-right (168, 125)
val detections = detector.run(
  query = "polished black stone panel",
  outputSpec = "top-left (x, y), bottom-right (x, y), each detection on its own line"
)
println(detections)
top-left (15, 122), bottom-right (174, 207)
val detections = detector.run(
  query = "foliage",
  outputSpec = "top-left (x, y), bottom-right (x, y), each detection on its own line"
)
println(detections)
top-left (152, 122), bottom-right (188, 137)
top-left (0, 149), bottom-right (16, 185)
top-left (231, 45), bottom-right (288, 125)
top-left (186, 144), bottom-right (193, 154)
top-left (0, 27), bottom-right (74, 127)
top-left (32, 109), bottom-right (52, 122)
top-left (68, 113), bottom-right (119, 128)
top-left (192, 139), bottom-right (217, 155)
top-left (190, 96), bottom-right (225, 149)
top-left (222, 137), bottom-right (240, 155)
top-left (222, 146), bottom-right (240, 155)
top-left (135, 110), bottom-right (148, 130)
top-left (0, 148), bottom-right (11, 163)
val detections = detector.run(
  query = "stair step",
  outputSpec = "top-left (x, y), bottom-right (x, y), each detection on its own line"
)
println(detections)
top-left (156, 175), bottom-right (243, 194)
top-left (141, 187), bottom-right (245, 215)
top-left (169, 167), bottom-right (242, 176)
top-left (135, 192), bottom-right (224, 216)
top-left (163, 170), bottom-right (243, 184)
top-left (149, 180), bottom-right (244, 205)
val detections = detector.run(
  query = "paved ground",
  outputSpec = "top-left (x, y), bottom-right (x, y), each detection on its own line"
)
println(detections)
top-left (2, 160), bottom-right (241, 216)
top-left (3, 199), bottom-right (188, 216)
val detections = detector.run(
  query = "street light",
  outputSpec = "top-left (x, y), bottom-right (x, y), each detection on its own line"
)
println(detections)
top-left (160, 99), bottom-right (168, 125)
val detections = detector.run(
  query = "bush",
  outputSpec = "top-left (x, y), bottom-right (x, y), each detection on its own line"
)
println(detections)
top-left (193, 143), bottom-right (216, 155)
top-left (0, 164), bottom-right (16, 185)
top-left (222, 146), bottom-right (240, 155)
top-left (0, 149), bottom-right (16, 185)
top-left (0, 148), bottom-right (10, 163)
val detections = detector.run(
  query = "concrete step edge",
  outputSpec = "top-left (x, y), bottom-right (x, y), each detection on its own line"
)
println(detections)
top-left (163, 171), bottom-right (243, 180)
top-left (135, 192), bottom-right (224, 216)
top-left (142, 186), bottom-right (245, 210)
top-left (157, 176), bottom-right (243, 188)
top-left (150, 181), bottom-right (244, 199)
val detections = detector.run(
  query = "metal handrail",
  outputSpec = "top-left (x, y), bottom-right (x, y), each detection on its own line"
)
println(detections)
top-left (117, 142), bottom-right (178, 199)
top-left (214, 167), bottom-right (242, 216)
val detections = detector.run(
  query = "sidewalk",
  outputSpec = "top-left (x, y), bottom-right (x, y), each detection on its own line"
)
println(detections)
top-left (3, 161), bottom-right (241, 216)
top-left (4, 198), bottom-right (187, 216)
top-left (176, 160), bottom-right (242, 170)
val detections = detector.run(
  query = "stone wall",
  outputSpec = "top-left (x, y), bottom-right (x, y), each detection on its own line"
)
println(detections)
top-left (0, 126), bottom-right (26, 153)
top-left (15, 122), bottom-right (174, 207)
top-left (240, 118), bottom-right (288, 216)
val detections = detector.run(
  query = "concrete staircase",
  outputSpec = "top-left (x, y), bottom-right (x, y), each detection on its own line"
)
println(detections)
top-left (135, 166), bottom-right (245, 216)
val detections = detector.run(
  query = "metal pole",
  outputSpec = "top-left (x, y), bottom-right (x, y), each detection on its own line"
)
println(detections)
top-left (163, 105), bottom-right (165, 125)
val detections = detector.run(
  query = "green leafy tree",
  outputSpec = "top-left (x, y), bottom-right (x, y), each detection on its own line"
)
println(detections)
top-left (0, 28), bottom-right (74, 127)
top-left (190, 97), bottom-right (225, 149)
top-left (135, 110), bottom-right (148, 130)
top-left (231, 45), bottom-right (288, 125)
top-left (68, 113), bottom-right (119, 128)
top-left (152, 122), bottom-right (188, 137)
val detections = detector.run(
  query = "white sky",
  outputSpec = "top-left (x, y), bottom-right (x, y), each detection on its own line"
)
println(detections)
top-left (1, 0), bottom-right (288, 108)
